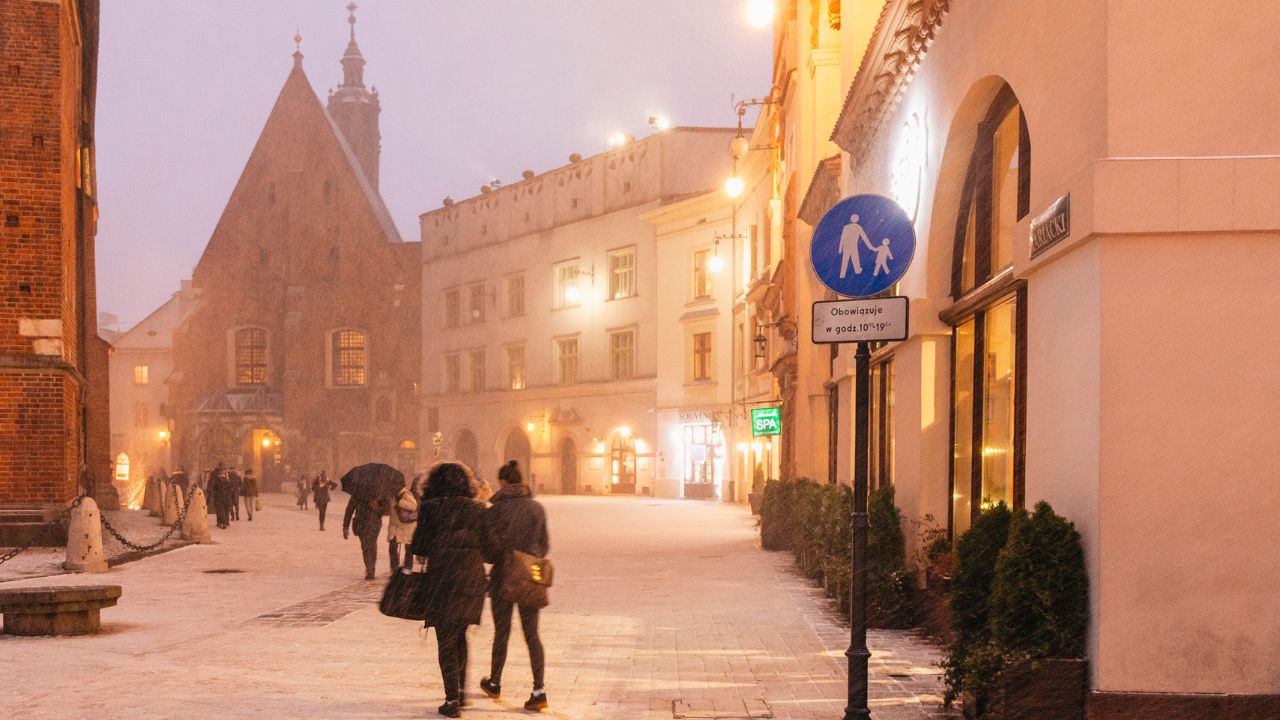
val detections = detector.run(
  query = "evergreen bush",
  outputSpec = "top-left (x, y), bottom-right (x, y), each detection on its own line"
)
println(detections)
top-left (942, 502), bottom-right (1013, 710)
top-left (989, 502), bottom-right (1089, 662)
top-left (867, 485), bottom-right (914, 627)
top-left (759, 479), bottom-right (793, 551)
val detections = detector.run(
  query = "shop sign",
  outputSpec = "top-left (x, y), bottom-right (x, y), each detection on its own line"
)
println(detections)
top-left (810, 194), bottom-right (917, 299)
top-left (811, 296), bottom-right (909, 344)
top-left (751, 407), bottom-right (782, 437)
top-left (1030, 193), bottom-right (1070, 258)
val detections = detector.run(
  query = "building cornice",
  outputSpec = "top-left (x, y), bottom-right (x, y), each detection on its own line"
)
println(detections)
top-left (830, 0), bottom-right (950, 161)
top-left (798, 155), bottom-right (843, 227)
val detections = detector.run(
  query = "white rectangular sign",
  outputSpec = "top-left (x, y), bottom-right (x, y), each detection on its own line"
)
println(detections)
top-left (811, 296), bottom-right (909, 344)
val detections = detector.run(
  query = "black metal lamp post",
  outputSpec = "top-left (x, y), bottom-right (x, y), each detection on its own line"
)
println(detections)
top-left (844, 340), bottom-right (872, 720)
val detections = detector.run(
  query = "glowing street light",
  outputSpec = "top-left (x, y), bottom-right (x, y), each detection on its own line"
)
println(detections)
top-left (708, 254), bottom-right (725, 274)
top-left (746, 0), bottom-right (775, 28)
top-left (607, 131), bottom-right (629, 149)
top-left (564, 285), bottom-right (583, 304)
top-left (649, 114), bottom-right (671, 132)
top-left (724, 175), bottom-right (745, 199)
top-left (526, 422), bottom-right (537, 432)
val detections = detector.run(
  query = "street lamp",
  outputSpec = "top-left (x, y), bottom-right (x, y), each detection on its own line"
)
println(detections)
top-left (746, 0), bottom-right (775, 27)
top-left (723, 176), bottom-right (745, 199)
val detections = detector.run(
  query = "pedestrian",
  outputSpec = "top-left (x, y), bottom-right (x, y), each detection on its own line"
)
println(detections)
top-left (472, 474), bottom-right (493, 505)
top-left (343, 490), bottom-right (384, 581)
top-left (242, 468), bottom-right (259, 521)
top-left (410, 462), bottom-right (493, 718)
top-left (479, 460), bottom-right (550, 712)
top-left (297, 475), bottom-right (310, 510)
top-left (173, 467), bottom-right (190, 497)
top-left (312, 471), bottom-right (336, 531)
top-left (228, 467), bottom-right (243, 521)
top-left (211, 464), bottom-right (233, 529)
top-left (387, 475), bottom-right (419, 573)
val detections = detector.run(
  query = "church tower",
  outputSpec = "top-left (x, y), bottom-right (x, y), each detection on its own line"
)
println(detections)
top-left (327, 3), bottom-right (381, 188)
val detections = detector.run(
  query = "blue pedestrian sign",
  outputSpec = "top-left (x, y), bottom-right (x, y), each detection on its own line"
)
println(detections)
top-left (810, 194), bottom-right (916, 298)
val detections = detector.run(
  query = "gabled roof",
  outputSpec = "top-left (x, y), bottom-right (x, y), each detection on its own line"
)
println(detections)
top-left (323, 102), bottom-right (403, 244)
top-left (111, 293), bottom-right (188, 351)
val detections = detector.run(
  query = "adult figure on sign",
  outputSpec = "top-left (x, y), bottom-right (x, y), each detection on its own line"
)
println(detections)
top-left (811, 194), bottom-right (916, 298)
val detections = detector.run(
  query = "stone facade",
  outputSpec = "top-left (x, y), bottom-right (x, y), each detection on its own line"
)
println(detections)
top-left (168, 23), bottom-right (420, 491)
top-left (420, 128), bottom-right (735, 495)
top-left (0, 0), bottom-right (114, 533)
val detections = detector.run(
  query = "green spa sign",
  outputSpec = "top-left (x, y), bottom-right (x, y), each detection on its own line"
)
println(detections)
top-left (751, 407), bottom-right (782, 437)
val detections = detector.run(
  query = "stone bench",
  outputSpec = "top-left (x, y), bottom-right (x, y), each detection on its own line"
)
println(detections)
top-left (0, 585), bottom-right (122, 636)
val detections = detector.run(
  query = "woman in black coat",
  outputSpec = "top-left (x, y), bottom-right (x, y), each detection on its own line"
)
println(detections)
top-left (410, 462), bottom-right (492, 718)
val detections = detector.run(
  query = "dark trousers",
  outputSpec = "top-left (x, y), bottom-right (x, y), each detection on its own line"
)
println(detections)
top-left (437, 623), bottom-right (469, 701)
top-left (388, 539), bottom-right (403, 572)
top-left (317, 503), bottom-right (328, 529)
top-left (230, 495), bottom-right (239, 520)
top-left (490, 597), bottom-right (545, 689)
top-left (214, 501), bottom-right (229, 527)
top-left (358, 531), bottom-right (378, 577)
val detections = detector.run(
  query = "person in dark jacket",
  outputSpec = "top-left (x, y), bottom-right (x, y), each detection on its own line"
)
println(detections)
top-left (242, 468), bottom-right (259, 521)
top-left (312, 471), bottom-right (336, 531)
top-left (410, 462), bottom-right (493, 718)
top-left (342, 488), bottom-right (383, 580)
top-left (227, 467), bottom-right (243, 521)
top-left (210, 464), bottom-right (233, 529)
top-left (479, 460), bottom-right (550, 712)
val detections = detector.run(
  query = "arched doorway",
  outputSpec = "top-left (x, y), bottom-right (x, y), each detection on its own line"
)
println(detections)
top-left (559, 438), bottom-right (577, 494)
top-left (609, 432), bottom-right (637, 495)
top-left (502, 428), bottom-right (532, 483)
top-left (455, 429), bottom-right (478, 473)
top-left (249, 428), bottom-right (283, 491)
top-left (197, 426), bottom-right (239, 473)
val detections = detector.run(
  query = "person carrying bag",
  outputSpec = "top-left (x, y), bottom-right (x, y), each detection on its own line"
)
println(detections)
top-left (479, 460), bottom-right (552, 713)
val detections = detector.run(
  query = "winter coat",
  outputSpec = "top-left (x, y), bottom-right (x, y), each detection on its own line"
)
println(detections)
top-left (410, 496), bottom-right (491, 628)
top-left (312, 478), bottom-right (335, 505)
top-left (484, 483), bottom-right (550, 598)
top-left (242, 476), bottom-right (259, 497)
top-left (228, 471), bottom-right (243, 497)
top-left (387, 487), bottom-right (419, 545)
top-left (343, 497), bottom-right (382, 538)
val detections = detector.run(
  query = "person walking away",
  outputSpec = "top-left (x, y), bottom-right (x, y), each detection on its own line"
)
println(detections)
top-left (173, 467), bottom-right (190, 497)
top-left (228, 467), bottom-right (243, 521)
top-left (410, 462), bottom-right (492, 718)
top-left (387, 476), bottom-right (419, 573)
top-left (211, 464), bottom-right (233, 529)
top-left (297, 475), bottom-right (310, 510)
top-left (343, 491), bottom-right (384, 580)
top-left (480, 460), bottom-right (550, 712)
top-left (312, 471), bottom-right (335, 530)
top-left (242, 468), bottom-right (259, 521)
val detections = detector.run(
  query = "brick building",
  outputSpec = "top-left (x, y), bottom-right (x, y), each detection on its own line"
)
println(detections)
top-left (168, 13), bottom-right (421, 490)
top-left (0, 0), bottom-right (115, 543)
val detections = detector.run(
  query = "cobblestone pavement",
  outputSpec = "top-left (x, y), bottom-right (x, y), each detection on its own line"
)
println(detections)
top-left (0, 494), bottom-right (957, 720)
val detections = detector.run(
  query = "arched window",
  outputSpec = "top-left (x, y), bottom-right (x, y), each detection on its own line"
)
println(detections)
top-left (332, 330), bottom-right (367, 386)
top-left (947, 85), bottom-right (1029, 537)
top-left (234, 328), bottom-right (268, 385)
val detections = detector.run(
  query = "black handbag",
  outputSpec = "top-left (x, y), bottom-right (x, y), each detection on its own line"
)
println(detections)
top-left (379, 564), bottom-right (429, 621)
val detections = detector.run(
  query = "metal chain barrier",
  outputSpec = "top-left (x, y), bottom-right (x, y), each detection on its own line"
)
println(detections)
top-left (0, 495), bottom-right (86, 568)
top-left (99, 484), bottom-right (199, 554)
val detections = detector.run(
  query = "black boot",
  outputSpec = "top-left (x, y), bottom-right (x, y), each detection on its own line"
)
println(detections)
top-left (438, 699), bottom-right (461, 718)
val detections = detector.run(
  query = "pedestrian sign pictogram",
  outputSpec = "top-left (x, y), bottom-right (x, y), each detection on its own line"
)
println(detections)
top-left (810, 194), bottom-right (916, 298)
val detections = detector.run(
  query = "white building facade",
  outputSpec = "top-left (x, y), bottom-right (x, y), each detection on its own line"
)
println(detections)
top-left (420, 128), bottom-right (736, 497)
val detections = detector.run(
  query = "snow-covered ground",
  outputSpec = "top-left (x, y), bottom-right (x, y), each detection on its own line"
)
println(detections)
top-left (0, 493), bottom-right (954, 719)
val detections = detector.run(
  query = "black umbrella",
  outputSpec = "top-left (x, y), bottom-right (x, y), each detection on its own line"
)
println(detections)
top-left (339, 463), bottom-right (404, 510)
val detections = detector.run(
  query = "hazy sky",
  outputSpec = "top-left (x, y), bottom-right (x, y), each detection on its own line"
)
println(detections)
top-left (94, 1), bottom-right (772, 325)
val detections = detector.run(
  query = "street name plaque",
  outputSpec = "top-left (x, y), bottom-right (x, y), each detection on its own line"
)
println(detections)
top-left (811, 296), bottom-right (909, 344)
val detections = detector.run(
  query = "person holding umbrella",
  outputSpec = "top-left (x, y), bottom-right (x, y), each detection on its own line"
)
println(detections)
top-left (410, 462), bottom-right (493, 718)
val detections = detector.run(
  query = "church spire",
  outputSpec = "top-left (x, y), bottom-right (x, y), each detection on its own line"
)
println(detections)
top-left (339, 2), bottom-right (366, 89)
top-left (292, 29), bottom-right (303, 69)
top-left (327, 2), bottom-right (382, 188)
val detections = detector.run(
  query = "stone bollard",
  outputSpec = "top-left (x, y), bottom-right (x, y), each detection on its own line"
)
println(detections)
top-left (145, 479), bottom-right (163, 517)
top-left (182, 488), bottom-right (211, 544)
top-left (162, 485), bottom-right (183, 526)
top-left (64, 497), bottom-right (108, 573)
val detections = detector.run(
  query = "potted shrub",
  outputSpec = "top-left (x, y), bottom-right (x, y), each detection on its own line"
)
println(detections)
top-left (941, 502), bottom-right (1013, 718)
top-left (989, 502), bottom-right (1089, 720)
top-left (748, 465), bottom-right (766, 515)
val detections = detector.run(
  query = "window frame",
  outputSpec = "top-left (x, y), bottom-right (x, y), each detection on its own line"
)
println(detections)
top-left (555, 335), bottom-right (580, 386)
top-left (133, 365), bottom-right (149, 385)
top-left (691, 331), bottom-right (713, 382)
top-left (554, 259), bottom-right (582, 309)
top-left (232, 327), bottom-right (268, 386)
top-left (506, 344), bottom-right (526, 390)
top-left (468, 348), bottom-right (486, 393)
top-left (330, 329), bottom-right (368, 388)
top-left (467, 283), bottom-right (487, 324)
top-left (505, 273), bottom-right (525, 318)
top-left (444, 287), bottom-right (462, 329)
top-left (443, 352), bottom-right (462, 394)
top-left (607, 246), bottom-right (637, 301)
top-left (609, 328), bottom-right (636, 381)
top-left (691, 249), bottom-right (713, 301)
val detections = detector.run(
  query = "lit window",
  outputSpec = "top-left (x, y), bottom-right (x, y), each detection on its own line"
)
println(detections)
top-left (555, 261), bottom-right (582, 309)
top-left (608, 247), bottom-right (636, 300)
top-left (556, 337), bottom-right (579, 385)
top-left (133, 365), bottom-right (149, 385)
top-left (610, 329), bottom-right (635, 381)
top-left (691, 332), bottom-right (712, 381)
top-left (444, 288), bottom-right (461, 329)
top-left (506, 274), bottom-right (525, 317)
top-left (234, 328), bottom-right (267, 385)
top-left (507, 345), bottom-right (525, 390)
top-left (692, 250), bottom-right (712, 300)
top-left (444, 353), bottom-right (461, 394)
top-left (469, 349), bottom-right (485, 392)
top-left (332, 330), bottom-right (367, 387)
top-left (468, 283), bottom-right (486, 324)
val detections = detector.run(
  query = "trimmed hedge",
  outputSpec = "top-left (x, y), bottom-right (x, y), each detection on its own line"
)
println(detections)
top-left (759, 479), bottom-right (913, 628)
